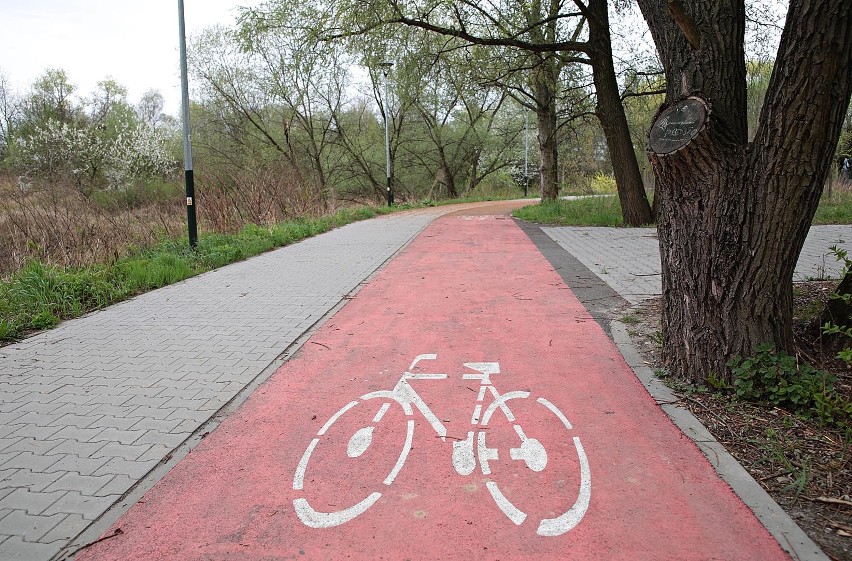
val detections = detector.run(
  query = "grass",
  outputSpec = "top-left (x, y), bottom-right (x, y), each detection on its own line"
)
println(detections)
top-left (813, 191), bottom-right (852, 224)
top-left (512, 196), bottom-right (623, 226)
top-left (0, 205), bottom-right (397, 343)
top-left (515, 188), bottom-right (852, 227)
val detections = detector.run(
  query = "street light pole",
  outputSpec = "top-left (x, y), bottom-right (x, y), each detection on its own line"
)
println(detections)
top-left (178, 0), bottom-right (198, 248)
top-left (379, 62), bottom-right (394, 206)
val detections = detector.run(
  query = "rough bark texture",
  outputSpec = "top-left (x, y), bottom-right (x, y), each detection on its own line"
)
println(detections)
top-left (587, 0), bottom-right (653, 225)
top-left (638, 0), bottom-right (852, 383)
top-left (533, 59), bottom-right (560, 201)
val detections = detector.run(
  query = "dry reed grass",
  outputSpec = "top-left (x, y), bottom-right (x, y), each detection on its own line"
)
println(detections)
top-left (0, 162), bottom-right (326, 278)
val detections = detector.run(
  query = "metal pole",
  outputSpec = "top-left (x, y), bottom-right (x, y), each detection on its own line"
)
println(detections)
top-left (524, 111), bottom-right (529, 197)
top-left (381, 63), bottom-right (393, 206)
top-left (178, 0), bottom-right (198, 248)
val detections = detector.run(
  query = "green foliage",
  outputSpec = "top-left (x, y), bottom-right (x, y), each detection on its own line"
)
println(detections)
top-left (813, 192), bottom-right (852, 225)
top-left (621, 313), bottom-right (639, 325)
top-left (589, 172), bottom-right (617, 194)
top-left (1, 261), bottom-right (122, 334)
top-left (513, 196), bottom-right (624, 226)
top-left (820, 245), bottom-right (852, 366)
top-left (728, 344), bottom-right (850, 427)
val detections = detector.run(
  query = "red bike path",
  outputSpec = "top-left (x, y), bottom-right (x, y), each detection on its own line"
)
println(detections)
top-left (77, 216), bottom-right (789, 560)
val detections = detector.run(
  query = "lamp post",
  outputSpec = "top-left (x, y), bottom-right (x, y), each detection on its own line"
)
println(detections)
top-left (379, 62), bottom-right (394, 206)
top-left (178, 0), bottom-right (197, 248)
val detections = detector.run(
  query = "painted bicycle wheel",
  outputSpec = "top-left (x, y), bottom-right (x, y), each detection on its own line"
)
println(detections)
top-left (292, 392), bottom-right (414, 529)
top-left (476, 391), bottom-right (591, 537)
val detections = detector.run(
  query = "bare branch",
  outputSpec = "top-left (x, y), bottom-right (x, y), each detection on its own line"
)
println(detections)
top-left (388, 15), bottom-right (590, 54)
top-left (620, 89), bottom-right (666, 100)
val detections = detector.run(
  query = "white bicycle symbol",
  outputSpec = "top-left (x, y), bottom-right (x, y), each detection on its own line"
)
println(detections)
top-left (292, 354), bottom-right (591, 537)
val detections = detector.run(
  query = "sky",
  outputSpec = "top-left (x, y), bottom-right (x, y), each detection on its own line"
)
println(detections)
top-left (0, 0), bottom-right (265, 116)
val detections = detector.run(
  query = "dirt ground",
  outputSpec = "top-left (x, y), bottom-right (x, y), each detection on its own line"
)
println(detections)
top-left (625, 284), bottom-right (852, 561)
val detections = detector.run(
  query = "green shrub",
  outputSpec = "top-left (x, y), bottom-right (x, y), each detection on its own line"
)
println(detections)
top-left (728, 344), bottom-right (849, 427)
top-left (590, 172), bottom-right (617, 194)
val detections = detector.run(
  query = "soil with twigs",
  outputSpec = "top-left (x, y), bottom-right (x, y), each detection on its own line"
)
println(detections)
top-left (625, 282), bottom-right (851, 561)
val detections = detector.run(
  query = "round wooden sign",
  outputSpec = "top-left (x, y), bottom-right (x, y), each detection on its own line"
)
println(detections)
top-left (649, 98), bottom-right (707, 155)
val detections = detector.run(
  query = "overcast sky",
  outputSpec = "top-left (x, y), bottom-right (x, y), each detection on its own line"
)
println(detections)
top-left (0, 0), bottom-right (264, 116)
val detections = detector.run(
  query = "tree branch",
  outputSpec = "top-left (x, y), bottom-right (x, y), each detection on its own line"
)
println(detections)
top-left (668, 0), bottom-right (701, 50)
top-left (620, 89), bottom-right (666, 100)
top-left (390, 15), bottom-right (590, 54)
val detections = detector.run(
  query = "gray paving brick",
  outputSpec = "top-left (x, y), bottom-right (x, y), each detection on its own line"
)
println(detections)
top-left (41, 454), bottom-right (110, 476)
top-left (0, 452), bottom-right (61, 473)
top-left (133, 430), bottom-right (190, 448)
top-left (90, 428), bottom-right (146, 445)
top-left (125, 405), bottom-right (173, 420)
top-left (129, 417), bottom-right (183, 433)
top-left (41, 491), bottom-right (119, 520)
top-left (0, 468), bottom-right (18, 485)
top-left (0, 536), bottom-right (65, 561)
top-left (52, 413), bottom-right (103, 429)
top-left (93, 474), bottom-right (135, 498)
top-left (9, 425), bottom-right (63, 441)
top-left (0, 469), bottom-right (63, 493)
top-left (2, 438), bottom-right (61, 456)
top-left (50, 403), bottom-right (103, 417)
top-left (50, 426), bottom-right (104, 443)
top-left (0, 488), bottom-right (66, 515)
top-left (87, 415), bottom-right (142, 431)
top-left (92, 457), bottom-right (159, 479)
top-left (39, 513), bottom-right (87, 543)
top-left (90, 441), bottom-right (152, 461)
top-left (8, 412), bottom-right (64, 427)
top-left (44, 472), bottom-right (114, 495)
top-left (172, 417), bottom-right (210, 434)
top-left (160, 398), bottom-right (208, 412)
top-left (0, 438), bottom-right (22, 454)
top-left (0, 509), bottom-right (66, 542)
top-left (44, 440), bottom-right (106, 458)
top-left (0, 426), bottom-right (20, 440)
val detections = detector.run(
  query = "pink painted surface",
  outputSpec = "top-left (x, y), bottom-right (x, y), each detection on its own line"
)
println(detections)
top-left (78, 216), bottom-right (789, 560)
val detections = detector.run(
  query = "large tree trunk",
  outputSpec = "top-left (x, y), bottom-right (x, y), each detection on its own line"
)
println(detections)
top-left (587, 0), bottom-right (653, 226)
top-left (532, 57), bottom-right (560, 201)
top-left (638, 0), bottom-right (852, 383)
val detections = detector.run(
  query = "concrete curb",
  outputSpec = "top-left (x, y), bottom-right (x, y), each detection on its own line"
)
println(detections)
top-left (609, 319), bottom-right (829, 561)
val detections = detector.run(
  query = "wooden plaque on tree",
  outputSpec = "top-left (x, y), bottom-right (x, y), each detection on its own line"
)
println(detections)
top-left (649, 97), bottom-right (708, 155)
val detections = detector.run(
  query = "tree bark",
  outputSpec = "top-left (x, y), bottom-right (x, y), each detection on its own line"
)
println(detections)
top-left (639, 0), bottom-right (852, 383)
top-left (533, 58), bottom-right (560, 201)
top-left (587, 0), bottom-right (653, 225)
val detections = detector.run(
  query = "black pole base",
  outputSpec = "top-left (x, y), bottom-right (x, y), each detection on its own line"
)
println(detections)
top-left (185, 169), bottom-right (198, 248)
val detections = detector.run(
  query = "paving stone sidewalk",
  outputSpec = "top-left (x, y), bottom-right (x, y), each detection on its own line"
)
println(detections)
top-left (0, 211), bottom-right (443, 561)
top-left (544, 225), bottom-right (852, 304)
